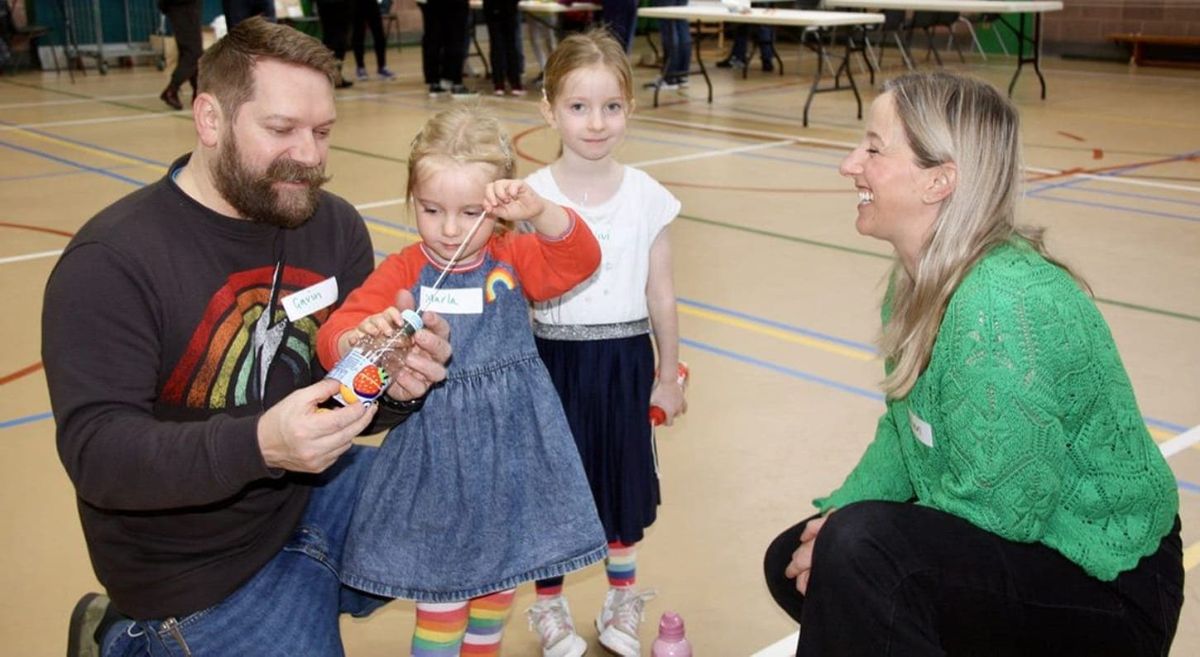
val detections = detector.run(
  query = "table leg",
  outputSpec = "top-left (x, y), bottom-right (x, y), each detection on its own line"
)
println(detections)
top-left (695, 22), bottom-right (713, 104)
top-left (803, 30), bottom-right (827, 127)
top-left (843, 29), bottom-right (864, 120)
top-left (802, 26), bottom-right (868, 128)
top-left (1004, 12), bottom-right (1043, 98)
top-left (1032, 12), bottom-right (1047, 99)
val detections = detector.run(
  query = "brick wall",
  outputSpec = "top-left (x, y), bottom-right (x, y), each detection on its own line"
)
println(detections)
top-left (393, 0), bottom-right (424, 39)
top-left (1043, 0), bottom-right (1200, 58)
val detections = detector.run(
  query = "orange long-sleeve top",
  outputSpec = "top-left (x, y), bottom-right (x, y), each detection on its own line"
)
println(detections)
top-left (316, 209), bottom-right (599, 369)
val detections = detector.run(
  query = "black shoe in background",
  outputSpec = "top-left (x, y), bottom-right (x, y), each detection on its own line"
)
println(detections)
top-left (159, 86), bottom-right (183, 111)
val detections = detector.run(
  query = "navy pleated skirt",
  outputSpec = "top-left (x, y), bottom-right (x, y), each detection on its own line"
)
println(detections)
top-left (535, 332), bottom-right (661, 544)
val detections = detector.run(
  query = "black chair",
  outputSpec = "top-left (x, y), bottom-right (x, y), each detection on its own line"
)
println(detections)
top-left (867, 9), bottom-right (913, 74)
top-left (907, 11), bottom-right (964, 66)
top-left (0, 0), bottom-right (59, 74)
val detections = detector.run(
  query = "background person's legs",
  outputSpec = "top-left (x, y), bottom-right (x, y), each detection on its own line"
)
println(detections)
top-left (351, 0), bottom-right (388, 76)
top-left (161, 0), bottom-right (202, 109)
top-left (221, 0), bottom-right (275, 29)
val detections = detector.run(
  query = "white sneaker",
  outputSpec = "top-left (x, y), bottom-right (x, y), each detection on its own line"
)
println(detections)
top-left (528, 597), bottom-right (588, 657)
top-left (594, 588), bottom-right (655, 657)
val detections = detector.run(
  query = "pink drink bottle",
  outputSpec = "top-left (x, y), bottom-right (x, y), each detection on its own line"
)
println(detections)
top-left (651, 611), bottom-right (693, 657)
top-left (649, 362), bottom-right (690, 427)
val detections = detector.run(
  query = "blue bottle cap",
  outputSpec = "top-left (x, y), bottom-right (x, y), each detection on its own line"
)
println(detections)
top-left (401, 309), bottom-right (423, 333)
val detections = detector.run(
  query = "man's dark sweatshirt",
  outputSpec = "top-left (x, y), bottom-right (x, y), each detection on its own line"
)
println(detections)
top-left (42, 155), bottom-right (390, 620)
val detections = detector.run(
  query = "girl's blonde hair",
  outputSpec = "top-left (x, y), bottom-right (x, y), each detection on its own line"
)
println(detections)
top-left (878, 71), bottom-right (1085, 398)
top-left (406, 104), bottom-right (516, 231)
top-left (542, 28), bottom-right (635, 105)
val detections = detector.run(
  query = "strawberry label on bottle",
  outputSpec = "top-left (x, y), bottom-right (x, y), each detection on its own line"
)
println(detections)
top-left (327, 350), bottom-right (392, 405)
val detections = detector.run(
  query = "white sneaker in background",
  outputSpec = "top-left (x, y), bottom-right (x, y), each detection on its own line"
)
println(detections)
top-left (528, 596), bottom-right (588, 657)
top-left (595, 588), bottom-right (656, 657)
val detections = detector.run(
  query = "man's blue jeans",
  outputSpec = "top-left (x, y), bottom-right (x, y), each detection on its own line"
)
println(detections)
top-left (101, 446), bottom-right (386, 656)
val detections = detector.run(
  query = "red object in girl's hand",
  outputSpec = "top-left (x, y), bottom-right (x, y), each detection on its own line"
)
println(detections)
top-left (650, 362), bottom-right (690, 427)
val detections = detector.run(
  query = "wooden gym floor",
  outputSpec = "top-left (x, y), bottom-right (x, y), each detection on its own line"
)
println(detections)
top-left (1, 34), bottom-right (1197, 657)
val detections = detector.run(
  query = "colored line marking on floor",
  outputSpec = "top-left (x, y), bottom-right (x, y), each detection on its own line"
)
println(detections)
top-left (0, 78), bottom-right (409, 163)
top-left (0, 411), bottom-right (52, 430)
top-left (0, 139), bottom-right (144, 187)
top-left (361, 214), bottom-right (419, 242)
top-left (1029, 193), bottom-right (1200, 223)
top-left (354, 198), bottom-right (407, 211)
top-left (679, 298), bottom-right (876, 361)
top-left (636, 116), bottom-right (1200, 199)
top-left (1159, 425), bottom-right (1200, 459)
top-left (634, 139), bottom-right (799, 168)
top-left (0, 249), bottom-right (63, 265)
top-left (1, 125), bottom-right (165, 175)
top-left (0, 92), bottom-right (160, 110)
top-left (1031, 168), bottom-right (1200, 195)
top-left (1183, 541), bottom-right (1200, 572)
top-left (0, 111), bottom-right (181, 133)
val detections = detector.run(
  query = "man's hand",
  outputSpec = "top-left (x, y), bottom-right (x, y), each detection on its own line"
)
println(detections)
top-left (257, 379), bottom-right (378, 473)
top-left (384, 289), bottom-right (452, 402)
top-left (785, 514), bottom-right (830, 595)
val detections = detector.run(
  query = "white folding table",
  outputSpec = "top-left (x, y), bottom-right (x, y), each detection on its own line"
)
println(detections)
top-left (637, 5), bottom-right (884, 126)
top-left (821, 0), bottom-right (1064, 98)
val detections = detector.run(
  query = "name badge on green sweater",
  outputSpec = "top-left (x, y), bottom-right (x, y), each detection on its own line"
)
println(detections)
top-left (908, 409), bottom-right (934, 448)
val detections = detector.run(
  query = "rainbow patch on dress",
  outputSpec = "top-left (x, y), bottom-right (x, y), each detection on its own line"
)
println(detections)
top-left (484, 268), bottom-right (516, 303)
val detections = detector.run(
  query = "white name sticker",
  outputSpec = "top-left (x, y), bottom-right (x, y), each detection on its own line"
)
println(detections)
top-left (282, 276), bottom-right (338, 322)
top-left (908, 409), bottom-right (934, 448)
top-left (420, 286), bottom-right (483, 314)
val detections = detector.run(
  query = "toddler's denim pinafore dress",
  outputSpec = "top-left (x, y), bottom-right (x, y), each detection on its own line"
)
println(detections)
top-left (339, 250), bottom-right (608, 602)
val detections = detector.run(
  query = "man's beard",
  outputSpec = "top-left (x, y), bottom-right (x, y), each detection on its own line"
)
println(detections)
top-left (212, 135), bottom-right (330, 229)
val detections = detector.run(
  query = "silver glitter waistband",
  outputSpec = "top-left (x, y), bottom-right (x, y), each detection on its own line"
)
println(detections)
top-left (532, 319), bottom-right (651, 341)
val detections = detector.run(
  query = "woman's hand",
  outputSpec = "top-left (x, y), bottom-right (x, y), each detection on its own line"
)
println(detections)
top-left (785, 514), bottom-right (831, 595)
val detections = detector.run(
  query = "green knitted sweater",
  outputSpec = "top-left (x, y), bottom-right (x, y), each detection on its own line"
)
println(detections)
top-left (815, 240), bottom-right (1178, 581)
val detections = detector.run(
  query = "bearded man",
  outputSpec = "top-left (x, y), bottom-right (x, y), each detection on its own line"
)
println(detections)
top-left (43, 18), bottom-right (452, 657)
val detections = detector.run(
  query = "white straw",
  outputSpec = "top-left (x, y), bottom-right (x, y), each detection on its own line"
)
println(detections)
top-left (416, 210), bottom-right (492, 315)
top-left (371, 209), bottom-right (493, 355)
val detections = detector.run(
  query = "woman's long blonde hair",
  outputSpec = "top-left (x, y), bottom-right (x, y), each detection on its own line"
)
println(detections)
top-left (879, 71), bottom-right (1084, 398)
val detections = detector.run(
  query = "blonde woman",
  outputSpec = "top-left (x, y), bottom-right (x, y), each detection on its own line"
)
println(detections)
top-left (764, 71), bottom-right (1182, 656)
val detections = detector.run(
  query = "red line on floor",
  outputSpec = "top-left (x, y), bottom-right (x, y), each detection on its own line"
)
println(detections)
top-left (1057, 131), bottom-right (1086, 142)
top-left (0, 362), bottom-right (42, 386)
top-left (0, 221), bottom-right (75, 238)
top-left (1024, 152), bottom-right (1197, 184)
top-left (0, 223), bottom-right (71, 386)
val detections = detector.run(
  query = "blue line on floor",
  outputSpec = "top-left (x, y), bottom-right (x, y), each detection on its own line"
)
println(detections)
top-left (0, 139), bottom-right (144, 187)
top-left (1027, 192), bottom-right (1200, 223)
